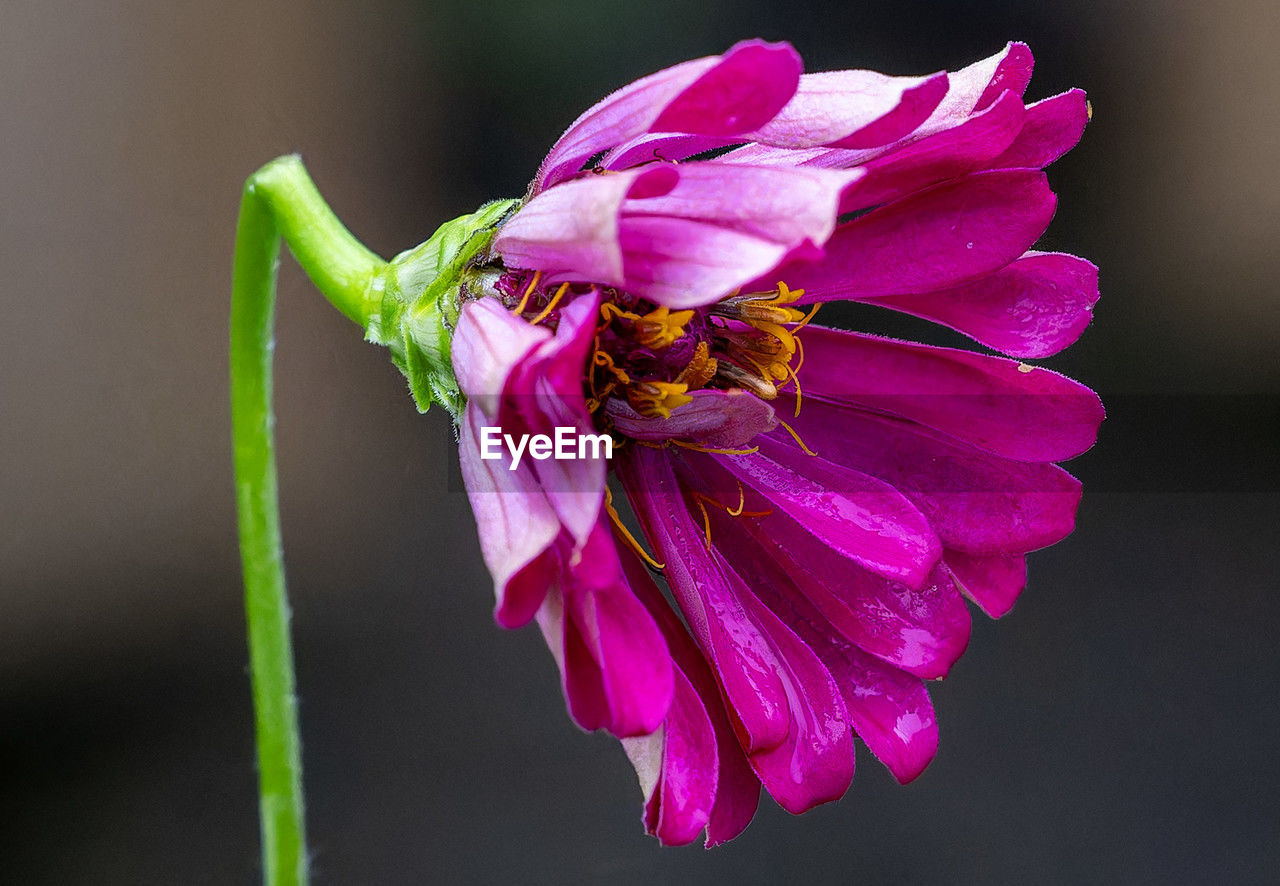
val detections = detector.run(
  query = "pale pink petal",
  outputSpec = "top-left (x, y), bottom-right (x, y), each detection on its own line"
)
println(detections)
top-left (604, 389), bottom-right (778, 449)
top-left (747, 69), bottom-right (948, 149)
top-left (617, 215), bottom-right (794, 308)
top-left (837, 89), bottom-right (1026, 210)
top-left (494, 166), bottom-right (677, 286)
top-left (458, 405), bottom-right (561, 628)
top-left (451, 299), bottom-right (551, 410)
top-left (624, 162), bottom-right (863, 247)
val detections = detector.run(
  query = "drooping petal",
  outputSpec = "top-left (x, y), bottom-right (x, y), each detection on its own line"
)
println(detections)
top-left (618, 540), bottom-right (761, 846)
top-left (494, 166), bottom-right (677, 288)
top-left (797, 325), bottom-right (1105, 462)
top-left (747, 69), bottom-right (948, 149)
top-left (541, 521), bottom-right (673, 737)
top-left (722, 527), bottom-right (938, 783)
top-left (867, 252), bottom-right (1100, 359)
top-left (990, 88), bottom-right (1089, 170)
top-left (457, 405), bottom-right (561, 628)
top-left (534, 40), bottom-right (802, 190)
top-left (621, 447), bottom-right (791, 753)
top-left (777, 402), bottom-right (1084, 555)
top-left (945, 548), bottom-right (1028, 618)
top-left (721, 560), bottom-right (855, 813)
top-left (775, 169), bottom-right (1058, 303)
top-left (678, 454), bottom-right (968, 679)
top-left (712, 436), bottom-right (942, 589)
top-left (604, 389), bottom-right (778, 450)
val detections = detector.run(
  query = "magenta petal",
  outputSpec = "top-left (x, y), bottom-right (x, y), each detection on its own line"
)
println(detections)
top-left (653, 40), bottom-right (803, 134)
top-left (820, 642), bottom-right (938, 784)
top-left (991, 88), bottom-right (1090, 170)
top-left (870, 251), bottom-right (1100, 359)
top-left (617, 215), bottom-right (793, 308)
top-left (748, 69), bottom-right (948, 149)
top-left (946, 549), bottom-right (1028, 618)
top-left (605, 389), bottom-right (778, 449)
top-left (494, 166), bottom-right (677, 286)
top-left (743, 562), bottom-right (938, 784)
top-left (927, 42), bottom-right (1034, 129)
top-left (457, 406), bottom-right (560, 628)
top-left (725, 564), bottom-right (855, 813)
top-left (779, 403), bottom-right (1084, 555)
top-left (535, 40), bottom-right (801, 190)
top-left (778, 169), bottom-right (1057, 303)
top-left (713, 436), bottom-right (941, 589)
top-left (798, 325), bottom-right (1105, 462)
top-left (550, 524), bottom-right (674, 737)
top-left (838, 89), bottom-right (1026, 211)
top-left (622, 666), bottom-right (718, 846)
top-left (618, 542), bottom-right (761, 846)
top-left (626, 163), bottom-right (862, 248)
top-left (622, 448), bottom-right (791, 753)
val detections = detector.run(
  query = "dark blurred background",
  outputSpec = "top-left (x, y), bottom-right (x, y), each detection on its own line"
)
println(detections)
top-left (2, 1), bottom-right (1277, 883)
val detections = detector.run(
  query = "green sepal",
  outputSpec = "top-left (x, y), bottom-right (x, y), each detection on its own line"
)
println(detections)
top-left (366, 198), bottom-right (519, 416)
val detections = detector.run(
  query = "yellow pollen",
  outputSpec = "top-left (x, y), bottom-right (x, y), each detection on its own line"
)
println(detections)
top-left (606, 488), bottom-right (665, 571)
top-left (635, 305), bottom-right (695, 348)
top-left (513, 271), bottom-right (542, 315)
top-left (530, 282), bottom-right (569, 324)
top-left (627, 380), bottom-right (693, 418)
top-left (777, 418), bottom-right (818, 456)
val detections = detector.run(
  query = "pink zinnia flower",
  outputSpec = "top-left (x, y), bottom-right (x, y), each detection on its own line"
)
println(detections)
top-left (450, 40), bottom-right (1103, 846)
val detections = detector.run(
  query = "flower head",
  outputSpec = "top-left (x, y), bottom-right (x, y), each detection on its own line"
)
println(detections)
top-left (450, 40), bottom-right (1102, 845)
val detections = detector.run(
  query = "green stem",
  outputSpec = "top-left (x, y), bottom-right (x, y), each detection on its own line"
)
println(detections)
top-left (230, 155), bottom-right (385, 885)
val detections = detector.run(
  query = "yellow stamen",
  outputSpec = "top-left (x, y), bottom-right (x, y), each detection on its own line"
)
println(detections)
top-left (513, 271), bottom-right (542, 315)
top-left (782, 359), bottom-right (804, 418)
top-left (635, 305), bottom-right (696, 348)
top-left (599, 302), bottom-right (641, 325)
top-left (627, 381), bottom-right (693, 418)
top-left (606, 488), bottom-right (665, 570)
top-left (792, 303), bottom-right (821, 332)
top-left (777, 418), bottom-right (818, 456)
top-left (670, 440), bottom-right (759, 456)
top-left (694, 495), bottom-right (712, 550)
top-left (530, 282), bottom-right (569, 324)
top-left (774, 281), bottom-right (805, 305)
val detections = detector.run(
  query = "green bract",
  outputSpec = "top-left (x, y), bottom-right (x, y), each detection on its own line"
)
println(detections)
top-left (366, 198), bottom-right (518, 416)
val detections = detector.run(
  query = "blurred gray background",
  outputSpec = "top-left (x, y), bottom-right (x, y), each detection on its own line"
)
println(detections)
top-left (2, 1), bottom-right (1278, 883)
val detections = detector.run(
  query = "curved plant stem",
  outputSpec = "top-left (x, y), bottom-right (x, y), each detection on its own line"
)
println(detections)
top-left (230, 155), bottom-right (384, 885)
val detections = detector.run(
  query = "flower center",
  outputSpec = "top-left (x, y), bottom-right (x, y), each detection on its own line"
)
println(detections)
top-left (496, 271), bottom-right (817, 437)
